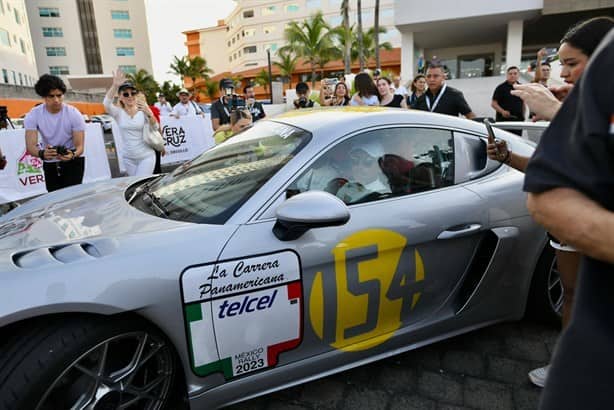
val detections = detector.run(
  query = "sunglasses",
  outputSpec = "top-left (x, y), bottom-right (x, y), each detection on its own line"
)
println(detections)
top-left (121, 91), bottom-right (138, 97)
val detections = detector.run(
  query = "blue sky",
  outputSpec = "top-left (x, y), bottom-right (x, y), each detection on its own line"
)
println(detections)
top-left (145, 0), bottom-right (236, 84)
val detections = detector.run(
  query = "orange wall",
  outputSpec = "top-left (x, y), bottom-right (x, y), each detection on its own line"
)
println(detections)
top-left (0, 98), bottom-right (105, 118)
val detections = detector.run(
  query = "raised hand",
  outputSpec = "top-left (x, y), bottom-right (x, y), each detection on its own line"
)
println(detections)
top-left (511, 83), bottom-right (561, 121)
top-left (112, 69), bottom-right (126, 88)
top-left (487, 139), bottom-right (509, 163)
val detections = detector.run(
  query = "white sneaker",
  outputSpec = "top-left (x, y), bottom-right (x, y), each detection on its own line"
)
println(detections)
top-left (528, 364), bottom-right (550, 388)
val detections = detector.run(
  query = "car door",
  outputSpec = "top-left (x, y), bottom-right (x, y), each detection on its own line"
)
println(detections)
top-left (211, 126), bottom-right (489, 377)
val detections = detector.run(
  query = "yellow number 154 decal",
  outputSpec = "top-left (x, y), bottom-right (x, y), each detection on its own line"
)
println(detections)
top-left (309, 229), bottom-right (424, 351)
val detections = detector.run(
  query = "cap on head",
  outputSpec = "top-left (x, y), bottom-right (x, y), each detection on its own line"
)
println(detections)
top-left (118, 81), bottom-right (136, 92)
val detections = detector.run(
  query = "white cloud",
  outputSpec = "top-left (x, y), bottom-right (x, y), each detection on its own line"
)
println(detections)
top-left (144, 0), bottom-right (235, 85)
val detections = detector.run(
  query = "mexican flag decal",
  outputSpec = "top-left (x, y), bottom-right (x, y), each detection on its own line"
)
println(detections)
top-left (181, 251), bottom-right (303, 378)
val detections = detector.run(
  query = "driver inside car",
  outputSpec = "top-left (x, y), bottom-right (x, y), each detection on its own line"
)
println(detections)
top-left (336, 141), bottom-right (391, 204)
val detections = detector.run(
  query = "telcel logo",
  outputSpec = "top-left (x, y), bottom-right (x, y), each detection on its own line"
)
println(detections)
top-left (218, 289), bottom-right (278, 319)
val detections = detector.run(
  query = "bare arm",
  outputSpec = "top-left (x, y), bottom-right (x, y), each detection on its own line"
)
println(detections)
top-left (533, 48), bottom-right (546, 84)
top-left (486, 139), bottom-right (529, 172)
top-left (465, 111), bottom-right (476, 120)
top-left (71, 130), bottom-right (84, 157)
top-left (211, 117), bottom-right (221, 131)
top-left (528, 188), bottom-right (614, 264)
top-left (25, 129), bottom-right (41, 157)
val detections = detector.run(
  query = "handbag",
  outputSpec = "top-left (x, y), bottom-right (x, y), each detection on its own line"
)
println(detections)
top-left (143, 121), bottom-right (165, 151)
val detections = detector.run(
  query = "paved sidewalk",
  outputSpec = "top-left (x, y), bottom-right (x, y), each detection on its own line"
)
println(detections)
top-left (228, 320), bottom-right (559, 410)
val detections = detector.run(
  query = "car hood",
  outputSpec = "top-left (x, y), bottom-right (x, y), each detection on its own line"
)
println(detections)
top-left (0, 177), bottom-right (189, 251)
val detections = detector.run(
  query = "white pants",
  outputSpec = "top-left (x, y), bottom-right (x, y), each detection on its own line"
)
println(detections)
top-left (123, 151), bottom-right (156, 176)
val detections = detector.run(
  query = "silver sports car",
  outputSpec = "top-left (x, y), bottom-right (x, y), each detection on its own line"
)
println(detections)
top-left (0, 108), bottom-right (557, 409)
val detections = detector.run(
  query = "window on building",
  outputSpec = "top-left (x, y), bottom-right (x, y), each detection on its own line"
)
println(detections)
top-left (229, 56), bottom-right (232, 62)
top-left (243, 9), bottom-right (254, 18)
top-left (329, 0), bottom-right (342, 5)
top-left (0, 28), bottom-right (9, 46)
top-left (39, 7), bottom-right (60, 17)
top-left (232, 37), bottom-right (235, 44)
top-left (262, 5), bottom-right (276, 16)
top-left (0, 0), bottom-right (4, 15)
top-left (111, 10), bottom-right (129, 20)
top-left (263, 25), bottom-right (276, 35)
top-left (118, 65), bottom-right (136, 74)
top-left (286, 4), bottom-right (299, 12)
top-left (245, 62), bottom-right (258, 67)
top-left (306, 0), bottom-right (321, 8)
top-left (46, 46), bottom-right (67, 56)
top-left (116, 47), bottom-right (135, 56)
top-left (19, 38), bottom-right (25, 53)
top-left (14, 8), bottom-right (20, 24)
top-left (233, 53), bottom-right (237, 59)
top-left (238, 50), bottom-right (242, 57)
top-left (2, 69), bottom-right (8, 84)
top-left (243, 45), bottom-right (257, 54)
top-left (42, 27), bottom-right (63, 37)
top-left (49, 66), bottom-right (69, 75)
top-left (113, 28), bottom-right (132, 39)
top-left (18, 72), bottom-right (22, 85)
top-left (244, 28), bottom-right (256, 37)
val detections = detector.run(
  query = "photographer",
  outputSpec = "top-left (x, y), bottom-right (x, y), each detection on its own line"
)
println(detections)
top-left (211, 78), bottom-right (240, 131)
top-left (24, 74), bottom-right (85, 192)
top-left (244, 85), bottom-right (265, 122)
top-left (293, 82), bottom-right (318, 109)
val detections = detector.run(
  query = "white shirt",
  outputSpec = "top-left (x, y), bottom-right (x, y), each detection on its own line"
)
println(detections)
top-left (154, 101), bottom-right (173, 116)
top-left (172, 101), bottom-right (202, 117)
top-left (394, 85), bottom-right (409, 96)
top-left (104, 97), bottom-right (153, 159)
top-left (350, 94), bottom-right (380, 106)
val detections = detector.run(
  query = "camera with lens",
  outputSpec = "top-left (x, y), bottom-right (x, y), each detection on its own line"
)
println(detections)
top-left (296, 97), bottom-right (309, 108)
top-left (220, 78), bottom-right (245, 112)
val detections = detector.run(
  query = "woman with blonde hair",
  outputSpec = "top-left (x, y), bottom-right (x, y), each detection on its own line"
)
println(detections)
top-left (104, 69), bottom-right (160, 176)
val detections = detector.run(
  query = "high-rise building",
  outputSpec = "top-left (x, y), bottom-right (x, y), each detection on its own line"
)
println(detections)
top-left (25, 0), bottom-right (153, 81)
top-left (186, 0), bottom-right (399, 77)
top-left (0, 0), bottom-right (38, 87)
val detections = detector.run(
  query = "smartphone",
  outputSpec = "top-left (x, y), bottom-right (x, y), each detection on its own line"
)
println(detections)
top-left (484, 119), bottom-right (498, 148)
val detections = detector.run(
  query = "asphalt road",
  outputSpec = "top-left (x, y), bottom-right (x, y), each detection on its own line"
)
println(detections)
top-left (226, 319), bottom-right (558, 410)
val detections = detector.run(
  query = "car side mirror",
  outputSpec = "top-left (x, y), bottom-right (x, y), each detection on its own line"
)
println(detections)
top-left (273, 191), bottom-right (350, 241)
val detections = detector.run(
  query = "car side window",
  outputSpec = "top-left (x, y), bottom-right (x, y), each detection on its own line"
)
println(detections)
top-left (288, 127), bottom-right (455, 205)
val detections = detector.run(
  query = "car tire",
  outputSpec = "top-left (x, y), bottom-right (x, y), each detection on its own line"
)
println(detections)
top-left (527, 245), bottom-right (563, 325)
top-left (0, 315), bottom-right (177, 410)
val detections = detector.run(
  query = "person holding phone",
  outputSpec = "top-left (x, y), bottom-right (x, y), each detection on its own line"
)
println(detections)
top-left (24, 74), bottom-right (85, 192)
top-left (104, 69), bottom-right (158, 176)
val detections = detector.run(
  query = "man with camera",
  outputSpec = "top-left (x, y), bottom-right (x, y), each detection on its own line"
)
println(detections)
top-left (244, 85), bottom-right (266, 122)
top-left (211, 78), bottom-right (241, 131)
top-left (294, 82), bottom-right (318, 109)
top-left (24, 74), bottom-right (86, 192)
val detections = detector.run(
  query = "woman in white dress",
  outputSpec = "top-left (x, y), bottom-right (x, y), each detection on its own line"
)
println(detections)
top-left (104, 69), bottom-right (158, 176)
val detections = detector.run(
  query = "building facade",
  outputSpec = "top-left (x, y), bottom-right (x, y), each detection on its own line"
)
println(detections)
top-left (0, 0), bottom-right (38, 87)
top-left (185, 0), bottom-right (400, 77)
top-left (395, 0), bottom-right (614, 81)
top-left (25, 0), bottom-right (153, 82)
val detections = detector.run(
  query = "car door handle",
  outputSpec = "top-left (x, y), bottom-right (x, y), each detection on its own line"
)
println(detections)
top-left (437, 223), bottom-right (482, 240)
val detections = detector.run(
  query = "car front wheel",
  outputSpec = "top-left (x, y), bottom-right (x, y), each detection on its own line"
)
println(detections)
top-left (0, 316), bottom-right (177, 410)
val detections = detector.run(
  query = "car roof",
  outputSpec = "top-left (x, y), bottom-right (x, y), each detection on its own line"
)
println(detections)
top-left (271, 107), bottom-right (492, 139)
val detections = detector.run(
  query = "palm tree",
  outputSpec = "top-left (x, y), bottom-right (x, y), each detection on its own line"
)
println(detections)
top-left (341, 0), bottom-right (351, 74)
top-left (186, 56), bottom-right (213, 90)
top-left (168, 56), bottom-right (190, 84)
top-left (274, 48), bottom-right (298, 89)
top-left (360, 27), bottom-right (392, 64)
top-left (125, 68), bottom-right (159, 103)
top-left (202, 79), bottom-right (219, 101)
top-left (335, 26), bottom-right (392, 67)
top-left (159, 80), bottom-right (181, 105)
top-left (284, 11), bottom-right (336, 88)
top-left (357, 0), bottom-right (365, 71)
top-left (374, 0), bottom-right (380, 70)
top-left (254, 69), bottom-right (271, 95)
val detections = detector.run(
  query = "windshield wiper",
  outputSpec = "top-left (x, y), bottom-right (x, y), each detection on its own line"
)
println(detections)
top-left (141, 188), bottom-right (170, 218)
top-left (128, 175), bottom-right (162, 204)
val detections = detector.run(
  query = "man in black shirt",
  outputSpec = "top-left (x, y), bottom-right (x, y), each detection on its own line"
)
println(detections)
top-left (491, 66), bottom-right (524, 122)
top-left (414, 65), bottom-right (475, 119)
top-left (524, 30), bottom-right (614, 409)
top-left (244, 85), bottom-right (266, 122)
top-left (210, 78), bottom-right (233, 131)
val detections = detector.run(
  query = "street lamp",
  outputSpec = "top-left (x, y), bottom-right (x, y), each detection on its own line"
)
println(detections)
top-left (267, 49), bottom-right (273, 103)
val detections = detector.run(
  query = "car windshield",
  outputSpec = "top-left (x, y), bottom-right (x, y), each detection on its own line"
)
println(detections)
top-left (145, 121), bottom-right (311, 224)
